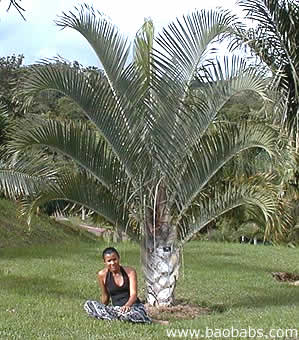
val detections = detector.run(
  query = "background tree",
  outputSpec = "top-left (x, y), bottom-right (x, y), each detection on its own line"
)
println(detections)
top-left (234, 0), bottom-right (299, 145)
top-left (230, 0), bottom-right (299, 243)
top-left (0, 5), bottom-right (288, 306)
top-left (0, 55), bottom-right (26, 118)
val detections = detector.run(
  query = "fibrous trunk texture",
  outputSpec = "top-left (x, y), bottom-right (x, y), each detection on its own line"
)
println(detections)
top-left (142, 238), bottom-right (180, 306)
top-left (141, 183), bottom-right (181, 306)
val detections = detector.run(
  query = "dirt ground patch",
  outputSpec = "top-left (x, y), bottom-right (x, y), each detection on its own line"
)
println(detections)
top-left (272, 271), bottom-right (299, 286)
top-left (146, 301), bottom-right (211, 321)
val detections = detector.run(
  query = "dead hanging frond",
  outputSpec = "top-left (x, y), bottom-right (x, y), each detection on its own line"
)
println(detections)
top-left (6, 0), bottom-right (26, 20)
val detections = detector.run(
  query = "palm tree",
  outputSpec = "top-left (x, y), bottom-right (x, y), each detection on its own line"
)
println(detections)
top-left (234, 0), bottom-right (299, 146)
top-left (230, 0), bottom-right (299, 241)
top-left (0, 5), bottom-right (286, 305)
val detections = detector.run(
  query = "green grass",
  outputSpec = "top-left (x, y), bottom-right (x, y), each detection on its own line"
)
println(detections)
top-left (1, 240), bottom-right (299, 339)
top-left (0, 198), bottom-right (97, 248)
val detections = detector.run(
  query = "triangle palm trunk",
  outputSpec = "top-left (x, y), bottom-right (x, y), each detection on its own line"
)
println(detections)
top-left (142, 220), bottom-right (180, 306)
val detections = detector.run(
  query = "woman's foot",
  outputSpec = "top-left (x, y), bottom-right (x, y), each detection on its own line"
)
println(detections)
top-left (152, 319), bottom-right (169, 325)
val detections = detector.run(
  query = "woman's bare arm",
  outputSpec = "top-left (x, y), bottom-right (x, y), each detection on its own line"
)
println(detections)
top-left (97, 270), bottom-right (110, 305)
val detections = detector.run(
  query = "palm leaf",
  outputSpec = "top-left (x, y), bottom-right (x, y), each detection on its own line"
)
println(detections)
top-left (8, 119), bottom-right (129, 198)
top-left (174, 121), bottom-right (278, 217)
top-left (56, 4), bottom-right (130, 93)
top-left (19, 171), bottom-right (137, 239)
top-left (237, 0), bottom-right (299, 77)
top-left (144, 10), bottom-right (238, 169)
top-left (133, 19), bottom-right (154, 91)
top-left (22, 63), bottom-right (148, 180)
top-left (232, 0), bottom-right (299, 133)
top-left (154, 8), bottom-right (237, 90)
top-left (56, 5), bottom-right (151, 127)
top-left (178, 173), bottom-right (288, 245)
top-left (0, 151), bottom-right (59, 198)
top-left (149, 56), bottom-right (270, 178)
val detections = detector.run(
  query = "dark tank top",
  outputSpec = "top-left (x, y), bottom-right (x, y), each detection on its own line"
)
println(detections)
top-left (105, 266), bottom-right (140, 306)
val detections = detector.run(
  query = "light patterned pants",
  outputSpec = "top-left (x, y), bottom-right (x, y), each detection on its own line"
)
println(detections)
top-left (84, 300), bottom-right (152, 324)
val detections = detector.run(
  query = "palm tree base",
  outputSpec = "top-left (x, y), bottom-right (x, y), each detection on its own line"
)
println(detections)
top-left (143, 243), bottom-right (180, 306)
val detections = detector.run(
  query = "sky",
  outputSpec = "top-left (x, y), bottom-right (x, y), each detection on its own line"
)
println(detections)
top-left (0, 0), bottom-right (241, 67)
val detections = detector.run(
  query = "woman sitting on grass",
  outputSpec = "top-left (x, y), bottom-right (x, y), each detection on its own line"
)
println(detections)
top-left (84, 247), bottom-right (152, 323)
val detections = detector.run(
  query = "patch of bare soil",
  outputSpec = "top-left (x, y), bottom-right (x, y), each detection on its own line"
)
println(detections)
top-left (145, 301), bottom-right (211, 321)
top-left (272, 271), bottom-right (299, 286)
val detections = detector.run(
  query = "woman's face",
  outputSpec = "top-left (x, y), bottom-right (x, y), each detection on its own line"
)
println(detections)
top-left (103, 252), bottom-right (120, 272)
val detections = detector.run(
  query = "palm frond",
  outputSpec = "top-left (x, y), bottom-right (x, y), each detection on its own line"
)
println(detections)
top-left (150, 56), bottom-right (270, 178)
top-left (133, 19), bottom-right (154, 90)
top-left (183, 56), bottom-right (268, 150)
top-left (8, 119), bottom-right (128, 198)
top-left (18, 171), bottom-right (137, 239)
top-left (154, 8), bottom-right (238, 90)
top-left (22, 63), bottom-right (148, 180)
top-left (232, 0), bottom-right (299, 134)
top-left (178, 173), bottom-right (288, 245)
top-left (138, 10), bottom-right (240, 174)
top-left (56, 4), bottom-right (130, 92)
top-left (237, 0), bottom-right (299, 73)
top-left (0, 151), bottom-right (59, 198)
top-left (55, 5), bottom-right (159, 156)
top-left (174, 121), bottom-right (278, 216)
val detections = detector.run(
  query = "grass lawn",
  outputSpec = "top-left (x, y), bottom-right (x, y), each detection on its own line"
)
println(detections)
top-left (0, 198), bottom-right (97, 248)
top-left (1, 240), bottom-right (299, 339)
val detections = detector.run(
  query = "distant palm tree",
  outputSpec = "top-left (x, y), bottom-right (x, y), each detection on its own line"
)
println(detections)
top-left (0, 104), bottom-right (8, 145)
top-left (0, 5), bottom-right (285, 305)
top-left (235, 0), bottom-right (299, 146)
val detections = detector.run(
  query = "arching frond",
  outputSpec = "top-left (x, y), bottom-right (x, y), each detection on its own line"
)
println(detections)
top-left (232, 0), bottom-right (299, 135)
top-left (0, 151), bottom-right (60, 198)
top-left (56, 4), bottom-right (130, 93)
top-left (8, 119), bottom-right (128, 198)
top-left (19, 171), bottom-right (137, 239)
top-left (178, 173), bottom-right (289, 246)
top-left (55, 5), bottom-right (153, 130)
top-left (150, 56), bottom-right (270, 177)
top-left (22, 63), bottom-right (148, 180)
top-left (154, 8), bottom-right (238, 90)
top-left (174, 122), bottom-right (278, 216)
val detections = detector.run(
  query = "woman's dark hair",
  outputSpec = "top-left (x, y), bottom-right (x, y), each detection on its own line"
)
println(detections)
top-left (102, 247), bottom-right (120, 259)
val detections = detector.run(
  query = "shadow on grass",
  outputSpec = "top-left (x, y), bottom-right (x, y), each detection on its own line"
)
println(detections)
top-left (199, 256), bottom-right (279, 275)
top-left (231, 285), bottom-right (299, 309)
top-left (0, 242), bottom-right (94, 260)
top-left (191, 257), bottom-right (299, 310)
top-left (0, 273), bottom-right (86, 300)
top-left (199, 250), bottom-right (242, 257)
